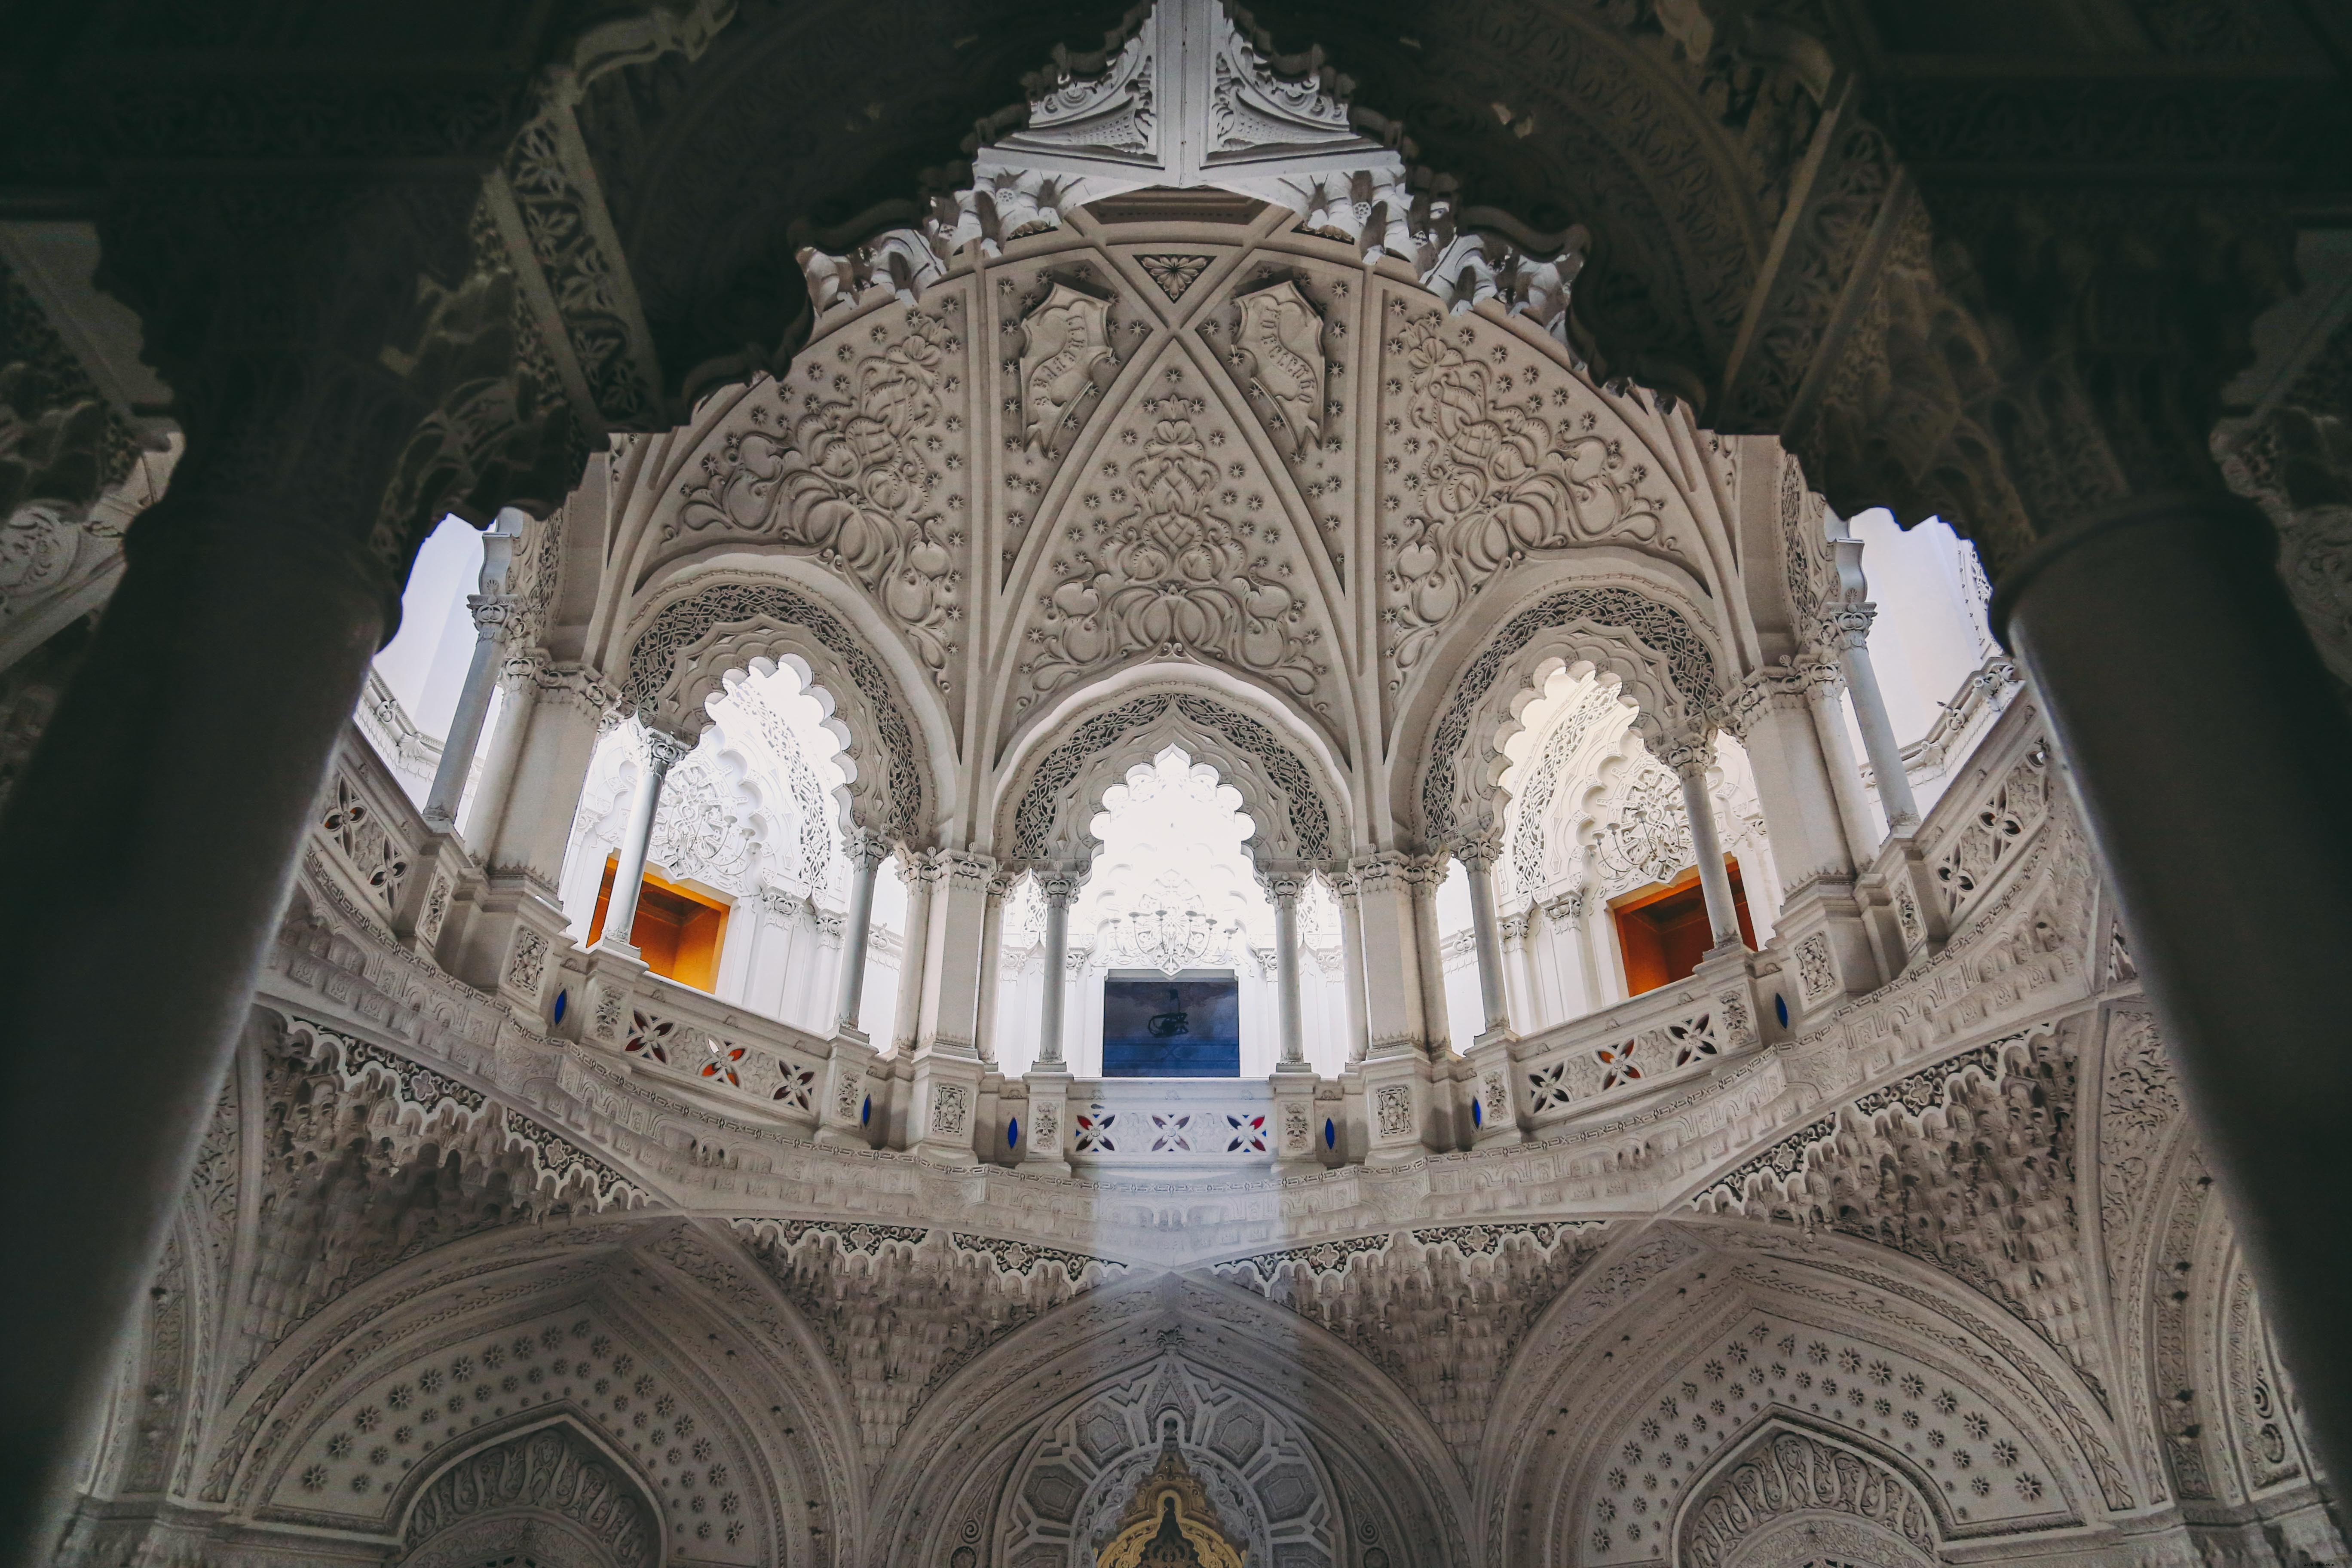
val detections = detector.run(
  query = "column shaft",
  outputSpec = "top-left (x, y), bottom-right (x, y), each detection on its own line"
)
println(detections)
top-left (1835, 615), bottom-right (1920, 834)
top-left (1409, 859), bottom-right (1451, 1054)
top-left (1672, 754), bottom-right (1743, 948)
top-left (1805, 667), bottom-right (1882, 865)
top-left (835, 838), bottom-right (884, 1033)
top-left (422, 599), bottom-right (509, 830)
top-left (1335, 873), bottom-right (1371, 1062)
top-left (2000, 492), bottom-right (2352, 1492)
top-left (0, 507), bottom-right (384, 1544)
top-left (1351, 856), bottom-right (1427, 1056)
top-left (1037, 875), bottom-right (1075, 1066)
top-left (599, 731), bottom-right (685, 952)
top-left (975, 876), bottom-right (1011, 1062)
top-left (1460, 851), bottom-right (1511, 1038)
top-left (1268, 876), bottom-right (1306, 1066)
top-left (889, 852), bottom-right (935, 1055)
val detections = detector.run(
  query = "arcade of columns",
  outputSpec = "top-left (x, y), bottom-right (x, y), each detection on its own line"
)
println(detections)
top-left (2, 1), bottom-right (2349, 1564)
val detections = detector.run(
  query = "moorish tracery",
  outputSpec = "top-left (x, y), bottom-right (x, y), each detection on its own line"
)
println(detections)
top-left (9, 1), bottom-right (2351, 1566)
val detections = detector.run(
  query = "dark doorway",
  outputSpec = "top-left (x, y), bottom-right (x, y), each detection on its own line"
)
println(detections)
top-left (1102, 974), bottom-right (1241, 1076)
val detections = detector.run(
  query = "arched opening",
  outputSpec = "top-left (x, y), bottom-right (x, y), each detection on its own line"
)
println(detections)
top-left (993, 745), bottom-right (1350, 1079)
top-left (1486, 663), bottom-right (1778, 1031)
top-left (560, 657), bottom-right (857, 1022)
top-left (361, 512), bottom-right (492, 810)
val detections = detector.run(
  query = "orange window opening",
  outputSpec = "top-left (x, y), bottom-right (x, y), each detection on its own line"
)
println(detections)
top-left (586, 855), bottom-right (730, 992)
top-left (1610, 860), bottom-right (1758, 998)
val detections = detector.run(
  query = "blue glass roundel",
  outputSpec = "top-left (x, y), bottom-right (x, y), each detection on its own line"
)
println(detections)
top-left (1007, 1116), bottom-right (1020, 1148)
top-left (1323, 1117), bottom-right (1336, 1150)
top-left (1472, 1096), bottom-right (1483, 1128)
top-left (551, 989), bottom-right (568, 1024)
top-left (1773, 992), bottom-right (1789, 1028)
top-left (861, 1095), bottom-right (872, 1126)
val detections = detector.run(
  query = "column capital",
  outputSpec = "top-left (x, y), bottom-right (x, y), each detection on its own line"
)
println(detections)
top-left (1034, 867), bottom-right (1084, 906)
top-left (1720, 658), bottom-right (1812, 739)
top-left (1541, 887), bottom-right (1589, 927)
top-left (843, 828), bottom-right (893, 873)
top-left (935, 848), bottom-right (998, 893)
top-left (1498, 912), bottom-right (1531, 943)
top-left (640, 727), bottom-right (693, 773)
top-left (1452, 828), bottom-right (1506, 872)
top-left (1825, 602), bottom-right (1878, 651)
top-left (1649, 729), bottom-right (1715, 781)
top-left (1258, 869), bottom-right (1309, 903)
top-left (1343, 851), bottom-right (1412, 894)
top-left (521, 656), bottom-right (623, 721)
top-left (466, 591), bottom-right (527, 643)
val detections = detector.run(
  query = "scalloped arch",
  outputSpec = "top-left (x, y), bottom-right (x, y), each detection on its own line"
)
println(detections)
top-left (995, 683), bottom-right (1345, 869)
top-left (1413, 581), bottom-right (1726, 847)
top-left (622, 575), bottom-right (931, 843)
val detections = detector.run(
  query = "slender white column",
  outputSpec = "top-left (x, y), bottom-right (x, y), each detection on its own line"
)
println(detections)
top-left (1660, 734), bottom-right (1743, 949)
top-left (1035, 870), bottom-right (1078, 1067)
top-left (974, 873), bottom-right (1014, 1062)
top-left (1457, 840), bottom-right (1512, 1039)
top-left (423, 598), bottom-right (515, 831)
top-left (1498, 912), bottom-right (1536, 1032)
top-left (889, 851), bottom-right (937, 1055)
top-left (1832, 605), bottom-right (1921, 835)
top-left (1408, 856), bottom-right (1452, 1054)
top-left (1542, 889), bottom-right (1595, 1018)
top-left (598, 729), bottom-right (689, 953)
top-left (1803, 660), bottom-right (1880, 867)
top-left (421, 522), bottom-right (519, 832)
top-left (1265, 871), bottom-right (1308, 1067)
top-left (1334, 869), bottom-right (1371, 1062)
top-left (834, 832), bottom-right (887, 1034)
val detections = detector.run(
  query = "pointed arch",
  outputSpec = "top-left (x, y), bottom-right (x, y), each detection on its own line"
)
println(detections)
top-left (393, 1418), bottom-right (664, 1568)
top-left (868, 1273), bottom-right (1471, 1568)
top-left (1671, 1417), bottom-right (1942, 1568)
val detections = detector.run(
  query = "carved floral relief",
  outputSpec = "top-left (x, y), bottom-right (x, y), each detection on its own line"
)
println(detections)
top-left (672, 303), bottom-right (968, 687)
top-left (1381, 306), bottom-right (1686, 677)
top-left (1017, 367), bottom-right (1331, 719)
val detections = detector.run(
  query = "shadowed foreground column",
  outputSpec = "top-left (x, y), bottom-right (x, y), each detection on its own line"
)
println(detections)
top-left (0, 498), bottom-right (383, 1551)
top-left (1997, 491), bottom-right (2352, 1493)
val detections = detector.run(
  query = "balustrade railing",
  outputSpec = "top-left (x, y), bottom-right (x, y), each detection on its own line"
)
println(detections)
top-left (609, 974), bottom-right (835, 1134)
top-left (1508, 952), bottom-right (1762, 1133)
top-left (305, 690), bottom-right (2059, 1170)
top-left (310, 731), bottom-right (423, 928)
top-left (1060, 1077), bottom-right (1281, 1169)
top-left (1911, 695), bottom-right (2052, 926)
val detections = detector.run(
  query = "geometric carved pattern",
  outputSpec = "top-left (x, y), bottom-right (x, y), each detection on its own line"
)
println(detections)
top-left (230, 1020), bottom-right (642, 1393)
top-left (1696, 1026), bottom-right (2103, 1397)
top-left (733, 1219), bottom-right (1123, 1473)
top-left (399, 1423), bottom-right (659, 1568)
top-left (1382, 308), bottom-right (1679, 679)
top-left (1677, 1424), bottom-right (1938, 1568)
